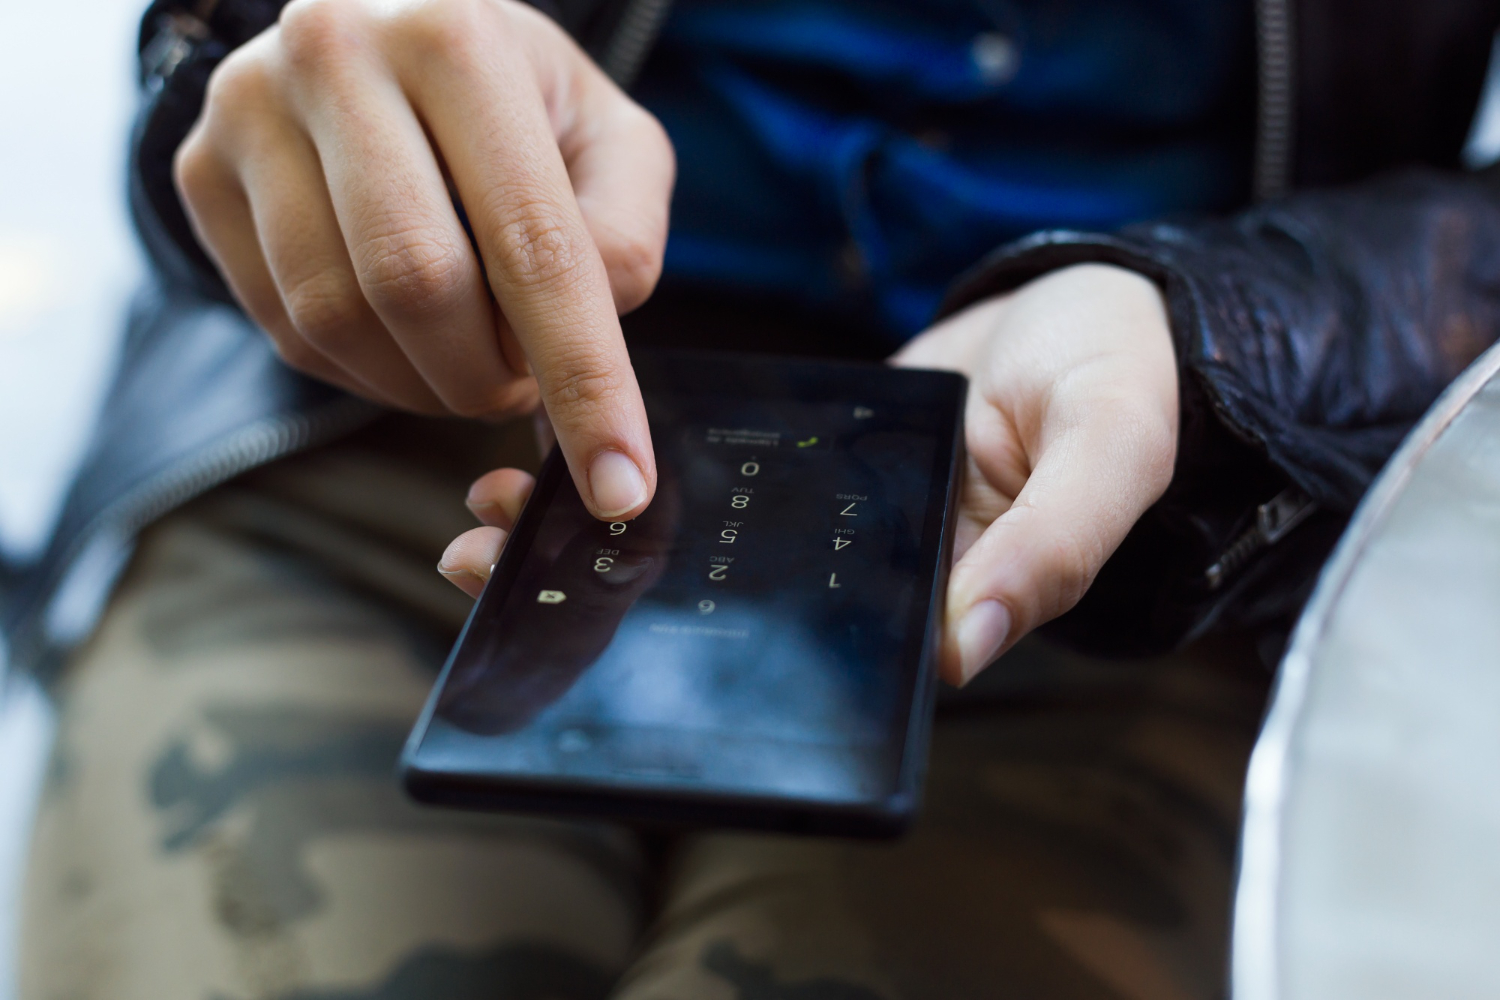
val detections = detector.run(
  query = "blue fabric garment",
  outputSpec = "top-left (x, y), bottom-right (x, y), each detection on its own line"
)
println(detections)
top-left (632, 0), bottom-right (1254, 340)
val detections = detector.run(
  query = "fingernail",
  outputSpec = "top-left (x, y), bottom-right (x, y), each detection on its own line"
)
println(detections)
top-left (464, 483), bottom-right (503, 522)
top-left (465, 496), bottom-right (499, 517)
top-left (956, 600), bottom-right (1011, 685)
top-left (438, 537), bottom-right (486, 582)
top-left (588, 450), bottom-right (647, 518)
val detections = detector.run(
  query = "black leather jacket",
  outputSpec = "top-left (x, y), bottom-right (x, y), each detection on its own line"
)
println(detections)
top-left (6, 0), bottom-right (1500, 673)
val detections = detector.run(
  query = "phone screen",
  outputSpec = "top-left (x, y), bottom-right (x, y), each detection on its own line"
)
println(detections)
top-left (405, 353), bottom-right (965, 822)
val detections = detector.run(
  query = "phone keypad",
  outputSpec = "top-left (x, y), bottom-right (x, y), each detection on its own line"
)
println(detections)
top-left (558, 428), bottom-right (918, 639)
top-left (430, 387), bottom-right (956, 764)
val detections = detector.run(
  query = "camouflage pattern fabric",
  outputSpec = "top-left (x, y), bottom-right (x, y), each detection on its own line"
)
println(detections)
top-left (20, 415), bottom-right (1269, 1000)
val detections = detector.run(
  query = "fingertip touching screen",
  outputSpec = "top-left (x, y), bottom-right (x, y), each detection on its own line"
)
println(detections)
top-left (404, 352), bottom-right (966, 832)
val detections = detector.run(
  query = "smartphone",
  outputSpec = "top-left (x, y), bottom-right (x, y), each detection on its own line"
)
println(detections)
top-left (401, 351), bottom-right (966, 837)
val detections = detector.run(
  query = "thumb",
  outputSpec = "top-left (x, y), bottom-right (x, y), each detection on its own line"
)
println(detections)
top-left (942, 402), bottom-right (1175, 685)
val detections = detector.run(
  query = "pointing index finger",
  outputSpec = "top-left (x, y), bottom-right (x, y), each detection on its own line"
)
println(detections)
top-left (399, 3), bottom-right (655, 519)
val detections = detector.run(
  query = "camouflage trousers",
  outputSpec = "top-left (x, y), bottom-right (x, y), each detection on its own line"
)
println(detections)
top-left (20, 415), bottom-right (1270, 1000)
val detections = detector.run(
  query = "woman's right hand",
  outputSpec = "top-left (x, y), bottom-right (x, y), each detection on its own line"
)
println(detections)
top-left (175, 0), bottom-right (675, 521)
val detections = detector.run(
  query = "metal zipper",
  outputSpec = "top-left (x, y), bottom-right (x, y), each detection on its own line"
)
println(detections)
top-left (25, 397), bottom-right (377, 663)
top-left (1203, 486), bottom-right (1316, 591)
top-left (1253, 0), bottom-right (1296, 200)
top-left (600, 0), bottom-right (675, 88)
top-left (77, 397), bottom-right (377, 548)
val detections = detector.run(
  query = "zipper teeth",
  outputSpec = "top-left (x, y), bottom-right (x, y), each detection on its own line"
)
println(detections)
top-left (15, 398), bottom-right (376, 650)
top-left (1204, 488), bottom-right (1316, 591)
top-left (1205, 525), bottom-right (1266, 591)
top-left (1254, 0), bottom-right (1296, 200)
top-left (99, 398), bottom-right (376, 541)
top-left (601, 0), bottom-right (674, 88)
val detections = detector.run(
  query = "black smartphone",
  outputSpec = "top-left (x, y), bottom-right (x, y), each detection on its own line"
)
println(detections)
top-left (400, 351), bottom-right (966, 837)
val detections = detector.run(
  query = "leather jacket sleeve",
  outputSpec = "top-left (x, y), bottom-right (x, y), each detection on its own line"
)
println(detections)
top-left (131, 1), bottom-right (286, 304)
top-left (940, 167), bottom-right (1500, 654)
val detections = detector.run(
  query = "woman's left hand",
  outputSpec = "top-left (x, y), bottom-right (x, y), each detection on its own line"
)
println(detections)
top-left (892, 263), bottom-right (1179, 683)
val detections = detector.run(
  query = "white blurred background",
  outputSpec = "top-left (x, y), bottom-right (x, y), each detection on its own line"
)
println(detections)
top-left (0, 0), bottom-right (143, 992)
top-left (1, 4), bottom-right (142, 566)
top-left (2, 3), bottom-right (1500, 997)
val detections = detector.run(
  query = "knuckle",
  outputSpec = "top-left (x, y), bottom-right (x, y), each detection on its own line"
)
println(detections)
top-left (278, 0), bottom-right (366, 71)
top-left (171, 133), bottom-right (217, 203)
top-left (202, 49), bottom-right (271, 119)
top-left (543, 353), bottom-right (621, 418)
top-left (283, 271), bottom-right (368, 350)
top-left (483, 196), bottom-right (591, 293)
top-left (398, 0), bottom-right (495, 62)
top-left (356, 228), bottom-right (471, 320)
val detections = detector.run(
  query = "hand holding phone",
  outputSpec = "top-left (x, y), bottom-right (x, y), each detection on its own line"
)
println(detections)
top-left (404, 352), bottom-right (966, 836)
